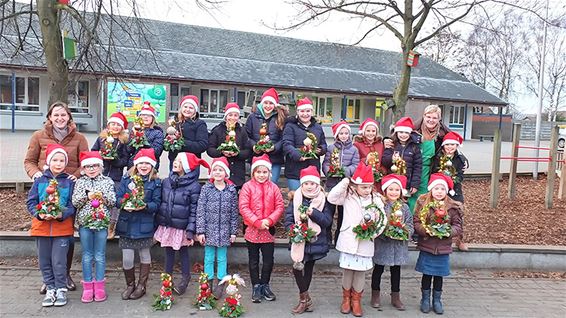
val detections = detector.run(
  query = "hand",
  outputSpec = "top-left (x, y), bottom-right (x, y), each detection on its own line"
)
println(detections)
top-left (32, 171), bottom-right (43, 181)
top-left (197, 234), bottom-right (206, 245)
top-left (134, 204), bottom-right (146, 211)
top-left (384, 139), bottom-right (394, 149)
top-left (410, 187), bottom-right (418, 195)
top-left (223, 151), bottom-right (236, 157)
top-left (41, 214), bottom-right (54, 221)
top-left (230, 235), bottom-right (236, 243)
top-left (299, 157), bottom-right (308, 161)
top-left (261, 219), bottom-right (270, 230)
top-left (124, 207), bottom-right (135, 212)
top-left (266, 146), bottom-right (275, 153)
top-left (187, 239), bottom-right (194, 246)
top-left (67, 175), bottom-right (77, 181)
top-left (306, 207), bottom-right (314, 216)
top-left (253, 146), bottom-right (261, 154)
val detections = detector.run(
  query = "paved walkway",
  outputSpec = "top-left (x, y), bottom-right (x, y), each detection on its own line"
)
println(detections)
top-left (0, 267), bottom-right (564, 317)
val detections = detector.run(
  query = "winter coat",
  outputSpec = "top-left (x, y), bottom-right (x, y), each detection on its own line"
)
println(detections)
top-left (207, 121), bottom-right (251, 187)
top-left (245, 110), bottom-right (284, 164)
top-left (24, 122), bottom-right (89, 179)
top-left (381, 132), bottom-right (422, 190)
top-left (353, 136), bottom-right (384, 167)
top-left (196, 182), bottom-right (239, 247)
top-left (91, 130), bottom-right (129, 182)
top-left (373, 200), bottom-right (414, 266)
top-left (327, 178), bottom-right (385, 257)
top-left (155, 169), bottom-right (201, 239)
top-left (413, 195), bottom-right (463, 255)
top-left (282, 117), bottom-right (328, 180)
top-left (239, 179), bottom-right (285, 243)
top-left (27, 170), bottom-right (76, 237)
top-left (127, 126), bottom-right (165, 169)
top-left (431, 150), bottom-right (468, 203)
top-left (72, 174), bottom-right (116, 228)
top-left (167, 118), bottom-right (209, 170)
top-left (115, 175), bottom-right (162, 239)
top-left (322, 140), bottom-right (360, 190)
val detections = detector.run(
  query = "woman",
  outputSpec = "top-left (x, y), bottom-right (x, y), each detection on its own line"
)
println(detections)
top-left (24, 101), bottom-right (89, 294)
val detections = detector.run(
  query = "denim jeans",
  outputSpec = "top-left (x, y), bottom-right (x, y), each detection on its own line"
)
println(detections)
top-left (287, 178), bottom-right (301, 191)
top-left (37, 236), bottom-right (70, 289)
top-left (270, 163), bottom-right (282, 183)
top-left (204, 246), bottom-right (228, 280)
top-left (79, 227), bottom-right (108, 282)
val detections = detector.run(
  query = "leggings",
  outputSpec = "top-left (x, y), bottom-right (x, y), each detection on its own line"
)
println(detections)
top-left (421, 274), bottom-right (443, 291)
top-left (342, 269), bottom-right (367, 292)
top-left (122, 248), bottom-right (151, 270)
top-left (164, 246), bottom-right (190, 275)
top-left (293, 260), bottom-right (316, 293)
top-left (371, 265), bottom-right (401, 292)
top-left (246, 241), bottom-right (274, 286)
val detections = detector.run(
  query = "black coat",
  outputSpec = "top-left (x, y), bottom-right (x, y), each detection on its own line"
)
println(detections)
top-left (91, 137), bottom-right (129, 182)
top-left (431, 150), bottom-right (468, 203)
top-left (207, 121), bottom-right (251, 187)
top-left (282, 117), bottom-right (328, 180)
top-left (382, 132), bottom-right (422, 190)
top-left (167, 118), bottom-right (209, 171)
top-left (245, 111), bottom-right (284, 164)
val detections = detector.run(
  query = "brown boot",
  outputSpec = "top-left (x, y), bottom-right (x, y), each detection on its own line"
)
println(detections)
top-left (371, 289), bottom-right (381, 308)
top-left (121, 268), bottom-right (136, 300)
top-left (457, 235), bottom-right (469, 251)
top-left (292, 292), bottom-right (313, 314)
top-left (107, 222), bottom-right (116, 239)
top-left (351, 290), bottom-right (364, 317)
top-left (391, 292), bottom-right (406, 311)
top-left (340, 288), bottom-right (351, 314)
top-left (304, 292), bottom-right (313, 312)
top-left (129, 263), bottom-right (150, 299)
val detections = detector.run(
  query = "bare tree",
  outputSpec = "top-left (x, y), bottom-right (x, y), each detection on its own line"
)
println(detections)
top-left (419, 26), bottom-right (464, 69)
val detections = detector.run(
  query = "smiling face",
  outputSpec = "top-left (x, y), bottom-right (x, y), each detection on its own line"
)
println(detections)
top-left (140, 114), bottom-right (154, 127)
top-left (49, 153), bottom-right (67, 175)
top-left (262, 100), bottom-right (275, 115)
top-left (364, 125), bottom-right (377, 142)
top-left (49, 106), bottom-right (70, 129)
top-left (225, 112), bottom-right (240, 126)
top-left (431, 184), bottom-right (447, 201)
top-left (180, 102), bottom-right (196, 119)
top-left (83, 164), bottom-right (102, 178)
top-left (297, 108), bottom-right (313, 123)
top-left (424, 112), bottom-right (440, 130)
top-left (397, 131), bottom-right (410, 143)
top-left (337, 127), bottom-right (350, 143)
top-left (385, 183), bottom-right (401, 201)
top-left (301, 180), bottom-right (318, 193)
top-left (212, 165), bottom-right (227, 182)
top-left (443, 143), bottom-right (458, 155)
top-left (107, 122), bottom-right (123, 135)
top-left (253, 165), bottom-right (270, 183)
top-left (136, 162), bottom-right (153, 176)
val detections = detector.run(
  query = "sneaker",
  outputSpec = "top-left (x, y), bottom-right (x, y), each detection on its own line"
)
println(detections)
top-left (42, 289), bottom-right (56, 307)
top-left (262, 283), bottom-right (276, 301)
top-left (251, 284), bottom-right (262, 303)
top-left (54, 288), bottom-right (68, 307)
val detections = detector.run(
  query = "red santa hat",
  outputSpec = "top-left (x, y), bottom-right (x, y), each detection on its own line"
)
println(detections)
top-left (139, 101), bottom-right (156, 117)
top-left (80, 151), bottom-right (103, 167)
top-left (133, 148), bottom-right (157, 167)
top-left (332, 120), bottom-right (351, 139)
top-left (351, 162), bottom-right (374, 185)
top-left (296, 97), bottom-right (314, 111)
top-left (224, 102), bottom-right (241, 118)
top-left (176, 152), bottom-right (210, 174)
top-left (428, 172), bottom-right (455, 196)
top-left (251, 154), bottom-right (272, 172)
top-left (381, 174), bottom-right (408, 196)
top-left (442, 131), bottom-right (464, 147)
top-left (394, 117), bottom-right (414, 134)
top-left (261, 88), bottom-right (279, 105)
top-left (300, 165), bottom-right (321, 185)
top-left (44, 144), bottom-right (68, 170)
top-left (210, 157), bottom-right (231, 177)
top-left (179, 95), bottom-right (199, 111)
top-left (359, 118), bottom-right (379, 134)
top-left (107, 112), bottom-right (128, 129)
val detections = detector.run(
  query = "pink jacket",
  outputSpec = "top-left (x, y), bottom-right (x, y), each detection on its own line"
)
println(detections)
top-left (239, 179), bottom-right (284, 243)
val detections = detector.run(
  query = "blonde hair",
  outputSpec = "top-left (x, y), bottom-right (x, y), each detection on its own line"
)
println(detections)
top-left (424, 105), bottom-right (442, 118)
top-left (128, 166), bottom-right (159, 180)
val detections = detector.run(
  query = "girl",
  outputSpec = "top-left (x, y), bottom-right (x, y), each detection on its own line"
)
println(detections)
top-left (196, 157), bottom-right (239, 298)
top-left (246, 88), bottom-right (287, 183)
top-left (328, 163), bottom-right (386, 317)
top-left (382, 116), bottom-right (422, 206)
top-left (431, 132), bottom-right (468, 251)
top-left (371, 174), bottom-right (413, 311)
top-left (116, 148), bottom-right (162, 300)
top-left (72, 151), bottom-right (116, 303)
top-left (91, 112), bottom-right (129, 239)
top-left (353, 118), bottom-right (384, 166)
top-left (154, 152), bottom-right (209, 295)
top-left (127, 102), bottom-right (164, 170)
top-left (239, 154), bottom-right (285, 303)
top-left (414, 173), bottom-right (463, 315)
top-left (284, 166), bottom-right (333, 314)
top-left (26, 144), bottom-right (75, 307)
top-left (167, 95), bottom-right (209, 172)
top-left (322, 120), bottom-right (359, 244)
top-left (207, 102), bottom-right (251, 189)
top-left (282, 97), bottom-right (327, 190)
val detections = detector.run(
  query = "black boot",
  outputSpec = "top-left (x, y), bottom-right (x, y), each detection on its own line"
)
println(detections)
top-left (262, 283), bottom-right (276, 301)
top-left (173, 273), bottom-right (190, 295)
top-left (66, 240), bottom-right (76, 291)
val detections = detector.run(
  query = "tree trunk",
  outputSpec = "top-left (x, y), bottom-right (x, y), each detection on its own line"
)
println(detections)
top-left (37, 0), bottom-right (69, 105)
top-left (392, 47), bottom-right (412, 121)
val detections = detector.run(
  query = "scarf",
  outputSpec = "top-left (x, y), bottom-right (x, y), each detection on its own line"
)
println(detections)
top-left (420, 120), bottom-right (439, 141)
top-left (52, 125), bottom-right (69, 142)
top-left (290, 185), bottom-right (326, 267)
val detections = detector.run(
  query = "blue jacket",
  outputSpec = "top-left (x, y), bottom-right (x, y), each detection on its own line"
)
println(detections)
top-left (91, 136), bottom-right (129, 182)
top-left (26, 170), bottom-right (75, 222)
top-left (115, 175), bottom-right (162, 239)
top-left (282, 117), bottom-right (328, 180)
top-left (127, 126), bottom-right (164, 169)
top-left (167, 118), bottom-right (209, 171)
top-left (155, 169), bottom-right (201, 239)
top-left (207, 121), bottom-right (251, 187)
top-left (322, 139), bottom-right (360, 190)
top-left (245, 110), bottom-right (284, 164)
top-left (196, 182), bottom-right (239, 247)
top-left (382, 132), bottom-right (422, 190)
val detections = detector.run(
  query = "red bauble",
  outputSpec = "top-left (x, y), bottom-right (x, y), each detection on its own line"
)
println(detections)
top-left (46, 185), bottom-right (56, 195)
top-left (163, 280), bottom-right (171, 288)
top-left (434, 209), bottom-right (446, 218)
top-left (200, 283), bottom-right (209, 289)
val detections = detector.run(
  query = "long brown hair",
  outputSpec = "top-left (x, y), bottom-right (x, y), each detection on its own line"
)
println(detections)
top-left (127, 166), bottom-right (159, 180)
top-left (46, 101), bottom-right (74, 123)
top-left (275, 104), bottom-right (289, 131)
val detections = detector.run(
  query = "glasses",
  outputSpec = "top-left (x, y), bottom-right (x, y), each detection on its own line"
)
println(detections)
top-left (83, 164), bottom-right (101, 170)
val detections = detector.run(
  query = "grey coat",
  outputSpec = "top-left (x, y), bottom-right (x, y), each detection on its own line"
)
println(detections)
top-left (373, 201), bottom-right (414, 266)
top-left (195, 182), bottom-right (239, 247)
top-left (322, 140), bottom-right (360, 190)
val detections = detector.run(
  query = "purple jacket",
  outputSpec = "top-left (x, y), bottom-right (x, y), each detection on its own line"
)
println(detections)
top-left (322, 140), bottom-right (360, 190)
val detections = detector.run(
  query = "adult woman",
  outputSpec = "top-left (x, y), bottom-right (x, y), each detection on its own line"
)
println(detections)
top-left (24, 101), bottom-right (89, 293)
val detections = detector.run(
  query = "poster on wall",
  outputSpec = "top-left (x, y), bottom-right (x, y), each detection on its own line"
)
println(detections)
top-left (107, 80), bottom-right (167, 123)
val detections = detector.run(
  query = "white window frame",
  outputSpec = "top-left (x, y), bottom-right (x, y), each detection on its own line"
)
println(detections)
top-left (0, 74), bottom-right (40, 112)
top-left (68, 80), bottom-right (90, 114)
top-left (448, 105), bottom-right (465, 128)
top-left (200, 88), bottom-right (228, 118)
top-left (313, 96), bottom-right (333, 123)
top-left (169, 84), bottom-right (191, 113)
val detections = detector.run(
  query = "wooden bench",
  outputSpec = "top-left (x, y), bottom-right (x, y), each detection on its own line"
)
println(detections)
top-left (479, 134), bottom-right (494, 142)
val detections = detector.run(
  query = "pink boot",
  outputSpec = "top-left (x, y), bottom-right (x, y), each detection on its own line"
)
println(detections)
top-left (81, 281), bottom-right (94, 303)
top-left (93, 279), bottom-right (107, 302)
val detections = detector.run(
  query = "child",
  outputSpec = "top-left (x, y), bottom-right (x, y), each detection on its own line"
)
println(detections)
top-left (371, 174), bottom-right (414, 311)
top-left (154, 152), bottom-right (209, 295)
top-left (414, 173), bottom-right (463, 315)
top-left (196, 157), bottom-right (239, 298)
top-left (328, 163), bottom-right (386, 317)
top-left (127, 102), bottom-right (164, 170)
top-left (353, 118), bottom-right (384, 165)
top-left (431, 131), bottom-right (469, 251)
top-left (26, 144), bottom-right (76, 307)
top-left (116, 148), bottom-right (162, 300)
top-left (72, 151), bottom-right (116, 303)
top-left (91, 112), bottom-right (129, 239)
top-left (322, 120), bottom-right (359, 244)
top-left (239, 154), bottom-right (284, 303)
top-left (382, 116), bottom-right (422, 207)
top-left (284, 166), bottom-right (333, 314)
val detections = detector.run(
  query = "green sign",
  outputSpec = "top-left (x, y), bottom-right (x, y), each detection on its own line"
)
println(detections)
top-left (107, 81), bottom-right (167, 123)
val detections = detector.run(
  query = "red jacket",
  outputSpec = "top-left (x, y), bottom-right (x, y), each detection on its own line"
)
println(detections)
top-left (239, 179), bottom-right (284, 243)
top-left (413, 196), bottom-right (463, 255)
top-left (353, 136), bottom-right (384, 166)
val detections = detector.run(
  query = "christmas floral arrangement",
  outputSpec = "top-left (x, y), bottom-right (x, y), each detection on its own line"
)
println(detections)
top-left (83, 192), bottom-right (110, 230)
top-left (390, 152), bottom-right (407, 176)
top-left (299, 132), bottom-right (318, 159)
top-left (327, 148), bottom-right (346, 178)
top-left (383, 200), bottom-right (409, 241)
top-left (99, 135), bottom-right (118, 160)
top-left (419, 200), bottom-right (451, 239)
top-left (35, 179), bottom-right (62, 218)
top-left (217, 124), bottom-right (240, 154)
top-left (128, 116), bottom-right (150, 150)
top-left (194, 272), bottom-right (216, 310)
top-left (253, 123), bottom-right (274, 152)
top-left (367, 151), bottom-right (383, 183)
top-left (352, 203), bottom-right (386, 240)
top-left (163, 118), bottom-right (184, 152)
top-left (288, 205), bottom-right (316, 244)
top-left (439, 155), bottom-right (459, 183)
top-left (218, 274), bottom-right (245, 318)
top-left (120, 174), bottom-right (146, 210)
top-left (152, 273), bottom-right (174, 311)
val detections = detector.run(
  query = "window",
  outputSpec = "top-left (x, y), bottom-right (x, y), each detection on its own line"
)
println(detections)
top-left (170, 84), bottom-right (191, 112)
top-left (200, 88), bottom-right (228, 118)
top-left (345, 98), bottom-right (361, 123)
top-left (237, 91), bottom-right (246, 109)
top-left (68, 80), bottom-right (89, 114)
top-left (0, 75), bottom-right (40, 111)
top-left (314, 96), bottom-right (333, 123)
top-left (449, 105), bottom-right (465, 128)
